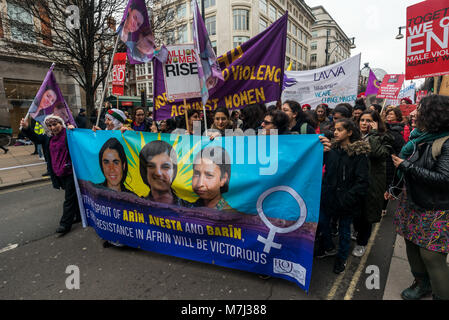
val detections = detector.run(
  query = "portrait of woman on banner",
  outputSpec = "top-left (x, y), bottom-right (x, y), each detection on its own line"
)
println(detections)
top-left (29, 86), bottom-right (58, 124)
top-left (139, 140), bottom-right (191, 207)
top-left (192, 146), bottom-right (235, 211)
top-left (96, 138), bottom-right (133, 194)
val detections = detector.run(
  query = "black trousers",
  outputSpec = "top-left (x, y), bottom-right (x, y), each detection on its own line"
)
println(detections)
top-left (59, 174), bottom-right (81, 229)
top-left (353, 215), bottom-right (373, 246)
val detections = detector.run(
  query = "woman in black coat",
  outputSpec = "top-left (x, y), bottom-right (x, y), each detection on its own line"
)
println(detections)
top-left (317, 118), bottom-right (370, 274)
top-left (386, 95), bottom-right (449, 300)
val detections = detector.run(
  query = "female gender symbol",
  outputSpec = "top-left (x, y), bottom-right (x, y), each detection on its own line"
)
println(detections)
top-left (256, 186), bottom-right (307, 254)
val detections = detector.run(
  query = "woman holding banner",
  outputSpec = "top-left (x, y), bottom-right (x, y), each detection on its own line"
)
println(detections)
top-left (20, 115), bottom-right (80, 234)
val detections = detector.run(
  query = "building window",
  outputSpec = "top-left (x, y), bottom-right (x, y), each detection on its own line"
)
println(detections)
top-left (7, 2), bottom-right (35, 43)
top-left (311, 42), bottom-right (317, 50)
top-left (178, 25), bottom-right (188, 43)
top-left (291, 41), bottom-right (296, 57)
top-left (211, 40), bottom-right (217, 54)
top-left (233, 9), bottom-right (249, 31)
top-left (312, 31), bottom-right (318, 38)
top-left (268, 4), bottom-right (276, 21)
top-left (259, 18), bottom-right (267, 33)
top-left (311, 54), bottom-right (317, 62)
top-left (233, 36), bottom-right (249, 48)
top-left (204, 0), bottom-right (216, 8)
top-left (259, 0), bottom-right (267, 14)
top-left (205, 16), bottom-right (216, 36)
top-left (177, 3), bottom-right (186, 19)
top-left (297, 45), bottom-right (302, 60)
top-left (166, 29), bottom-right (175, 44)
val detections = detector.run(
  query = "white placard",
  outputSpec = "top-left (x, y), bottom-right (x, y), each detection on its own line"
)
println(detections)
top-left (282, 54), bottom-right (361, 109)
top-left (163, 44), bottom-right (201, 100)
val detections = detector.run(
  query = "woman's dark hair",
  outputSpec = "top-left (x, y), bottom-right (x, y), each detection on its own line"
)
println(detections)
top-left (369, 104), bottom-right (382, 114)
top-left (385, 107), bottom-right (403, 122)
top-left (99, 138), bottom-right (128, 188)
top-left (213, 107), bottom-right (230, 119)
top-left (416, 95), bottom-right (449, 133)
top-left (193, 146), bottom-right (231, 194)
top-left (333, 103), bottom-right (353, 118)
top-left (335, 118), bottom-right (361, 143)
top-left (188, 108), bottom-right (200, 119)
top-left (240, 103), bottom-right (266, 130)
top-left (160, 118), bottom-right (177, 133)
top-left (267, 110), bottom-right (290, 134)
top-left (139, 140), bottom-right (177, 187)
top-left (353, 104), bottom-right (366, 112)
top-left (283, 100), bottom-right (315, 127)
top-left (358, 110), bottom-right (386, 134)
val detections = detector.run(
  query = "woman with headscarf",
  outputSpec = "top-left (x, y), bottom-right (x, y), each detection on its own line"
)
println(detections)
top-left (20, 115), bottom-right (80, 234)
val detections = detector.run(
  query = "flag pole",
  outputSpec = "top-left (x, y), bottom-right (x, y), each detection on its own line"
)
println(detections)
top-left (96, 34), bottom-right (120, 127)
top-left (184, 98), bottom-right (190, 133)
top-left (202, 103), bottom-right (208, 136)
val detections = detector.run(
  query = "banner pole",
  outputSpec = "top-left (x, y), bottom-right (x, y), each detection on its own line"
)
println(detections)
top-left (202, 103), bottom-right (208, 136)
top-left (184, 98), bottom-right (190, 134)
top-left (96, 34), bottom-right (120, 127)
top-left (380, 99), bottom-right (387, 116)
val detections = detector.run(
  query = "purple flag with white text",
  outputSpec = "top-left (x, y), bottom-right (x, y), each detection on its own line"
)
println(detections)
top-left (117, 0), bottom-right (168, 64)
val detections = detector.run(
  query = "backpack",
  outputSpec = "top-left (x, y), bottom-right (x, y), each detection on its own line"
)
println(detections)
top-left (431, 135), bottom-right (449, 160)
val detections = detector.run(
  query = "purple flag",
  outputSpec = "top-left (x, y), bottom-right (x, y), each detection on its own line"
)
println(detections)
top-left (153, 13), bottom-right (288, 121)
top-left (365, 69), bottom-right (381, 96)
top-left (117, 0), bottom-right (168, 64)
top-left (27, 64), bottom-right (76, 127)
top-left (192, 0), bottom-right (223, 106)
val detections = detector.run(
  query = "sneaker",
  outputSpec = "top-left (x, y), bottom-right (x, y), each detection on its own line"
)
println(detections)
top-left (351, 231), bottom-right (358, 241)
top-left (42, 172), bottom-right (50, 177)
top-left (333, 258), bottom-right (346, 274)
top-left (315, 247), bottom-right (337, 259)
top-left (352, 245), bottom-right (366, 257)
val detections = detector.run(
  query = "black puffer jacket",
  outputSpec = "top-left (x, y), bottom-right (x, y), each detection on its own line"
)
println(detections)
top-left (385, 123), bottom-right (406, 187)
top-left (399, 139), bottom-right (449, 210)
top-left (321, 140), bottom-right (371, 217)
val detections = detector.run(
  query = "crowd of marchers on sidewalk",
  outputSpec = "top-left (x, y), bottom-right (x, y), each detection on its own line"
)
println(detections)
top-left (17, 93), bottom-right (449, 300)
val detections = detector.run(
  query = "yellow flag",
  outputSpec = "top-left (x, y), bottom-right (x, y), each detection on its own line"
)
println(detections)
top-left (286, 62), bottom-right (292, 71)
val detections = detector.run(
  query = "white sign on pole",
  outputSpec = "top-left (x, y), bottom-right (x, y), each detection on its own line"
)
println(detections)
top-left (282, 54), bottom-right (361, 109)
top-left (163, 44), bottom-right (201, 100)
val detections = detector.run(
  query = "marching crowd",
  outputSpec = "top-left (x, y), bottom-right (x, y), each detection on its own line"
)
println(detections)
top-left (18, 93), bottom-right (449, 300)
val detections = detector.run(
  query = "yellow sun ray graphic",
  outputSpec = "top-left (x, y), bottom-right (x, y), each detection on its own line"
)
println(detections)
top-left (121, 132), bottom-right (200, 203)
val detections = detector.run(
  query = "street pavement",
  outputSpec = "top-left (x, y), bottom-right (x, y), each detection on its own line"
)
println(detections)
top-left (0, 145), bottom-right (446, 300)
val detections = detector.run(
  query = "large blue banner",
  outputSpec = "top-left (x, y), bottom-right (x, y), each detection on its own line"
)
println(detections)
top-left (67, 129), bottom-right (322, 292)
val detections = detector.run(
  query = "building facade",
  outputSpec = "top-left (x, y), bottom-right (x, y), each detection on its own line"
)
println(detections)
top-left (102, 0), bottom-right (316, 109)
top-left (0, 0), bottom-right (83, 134)
top-left (309, 5), bottom-right (353, 69)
